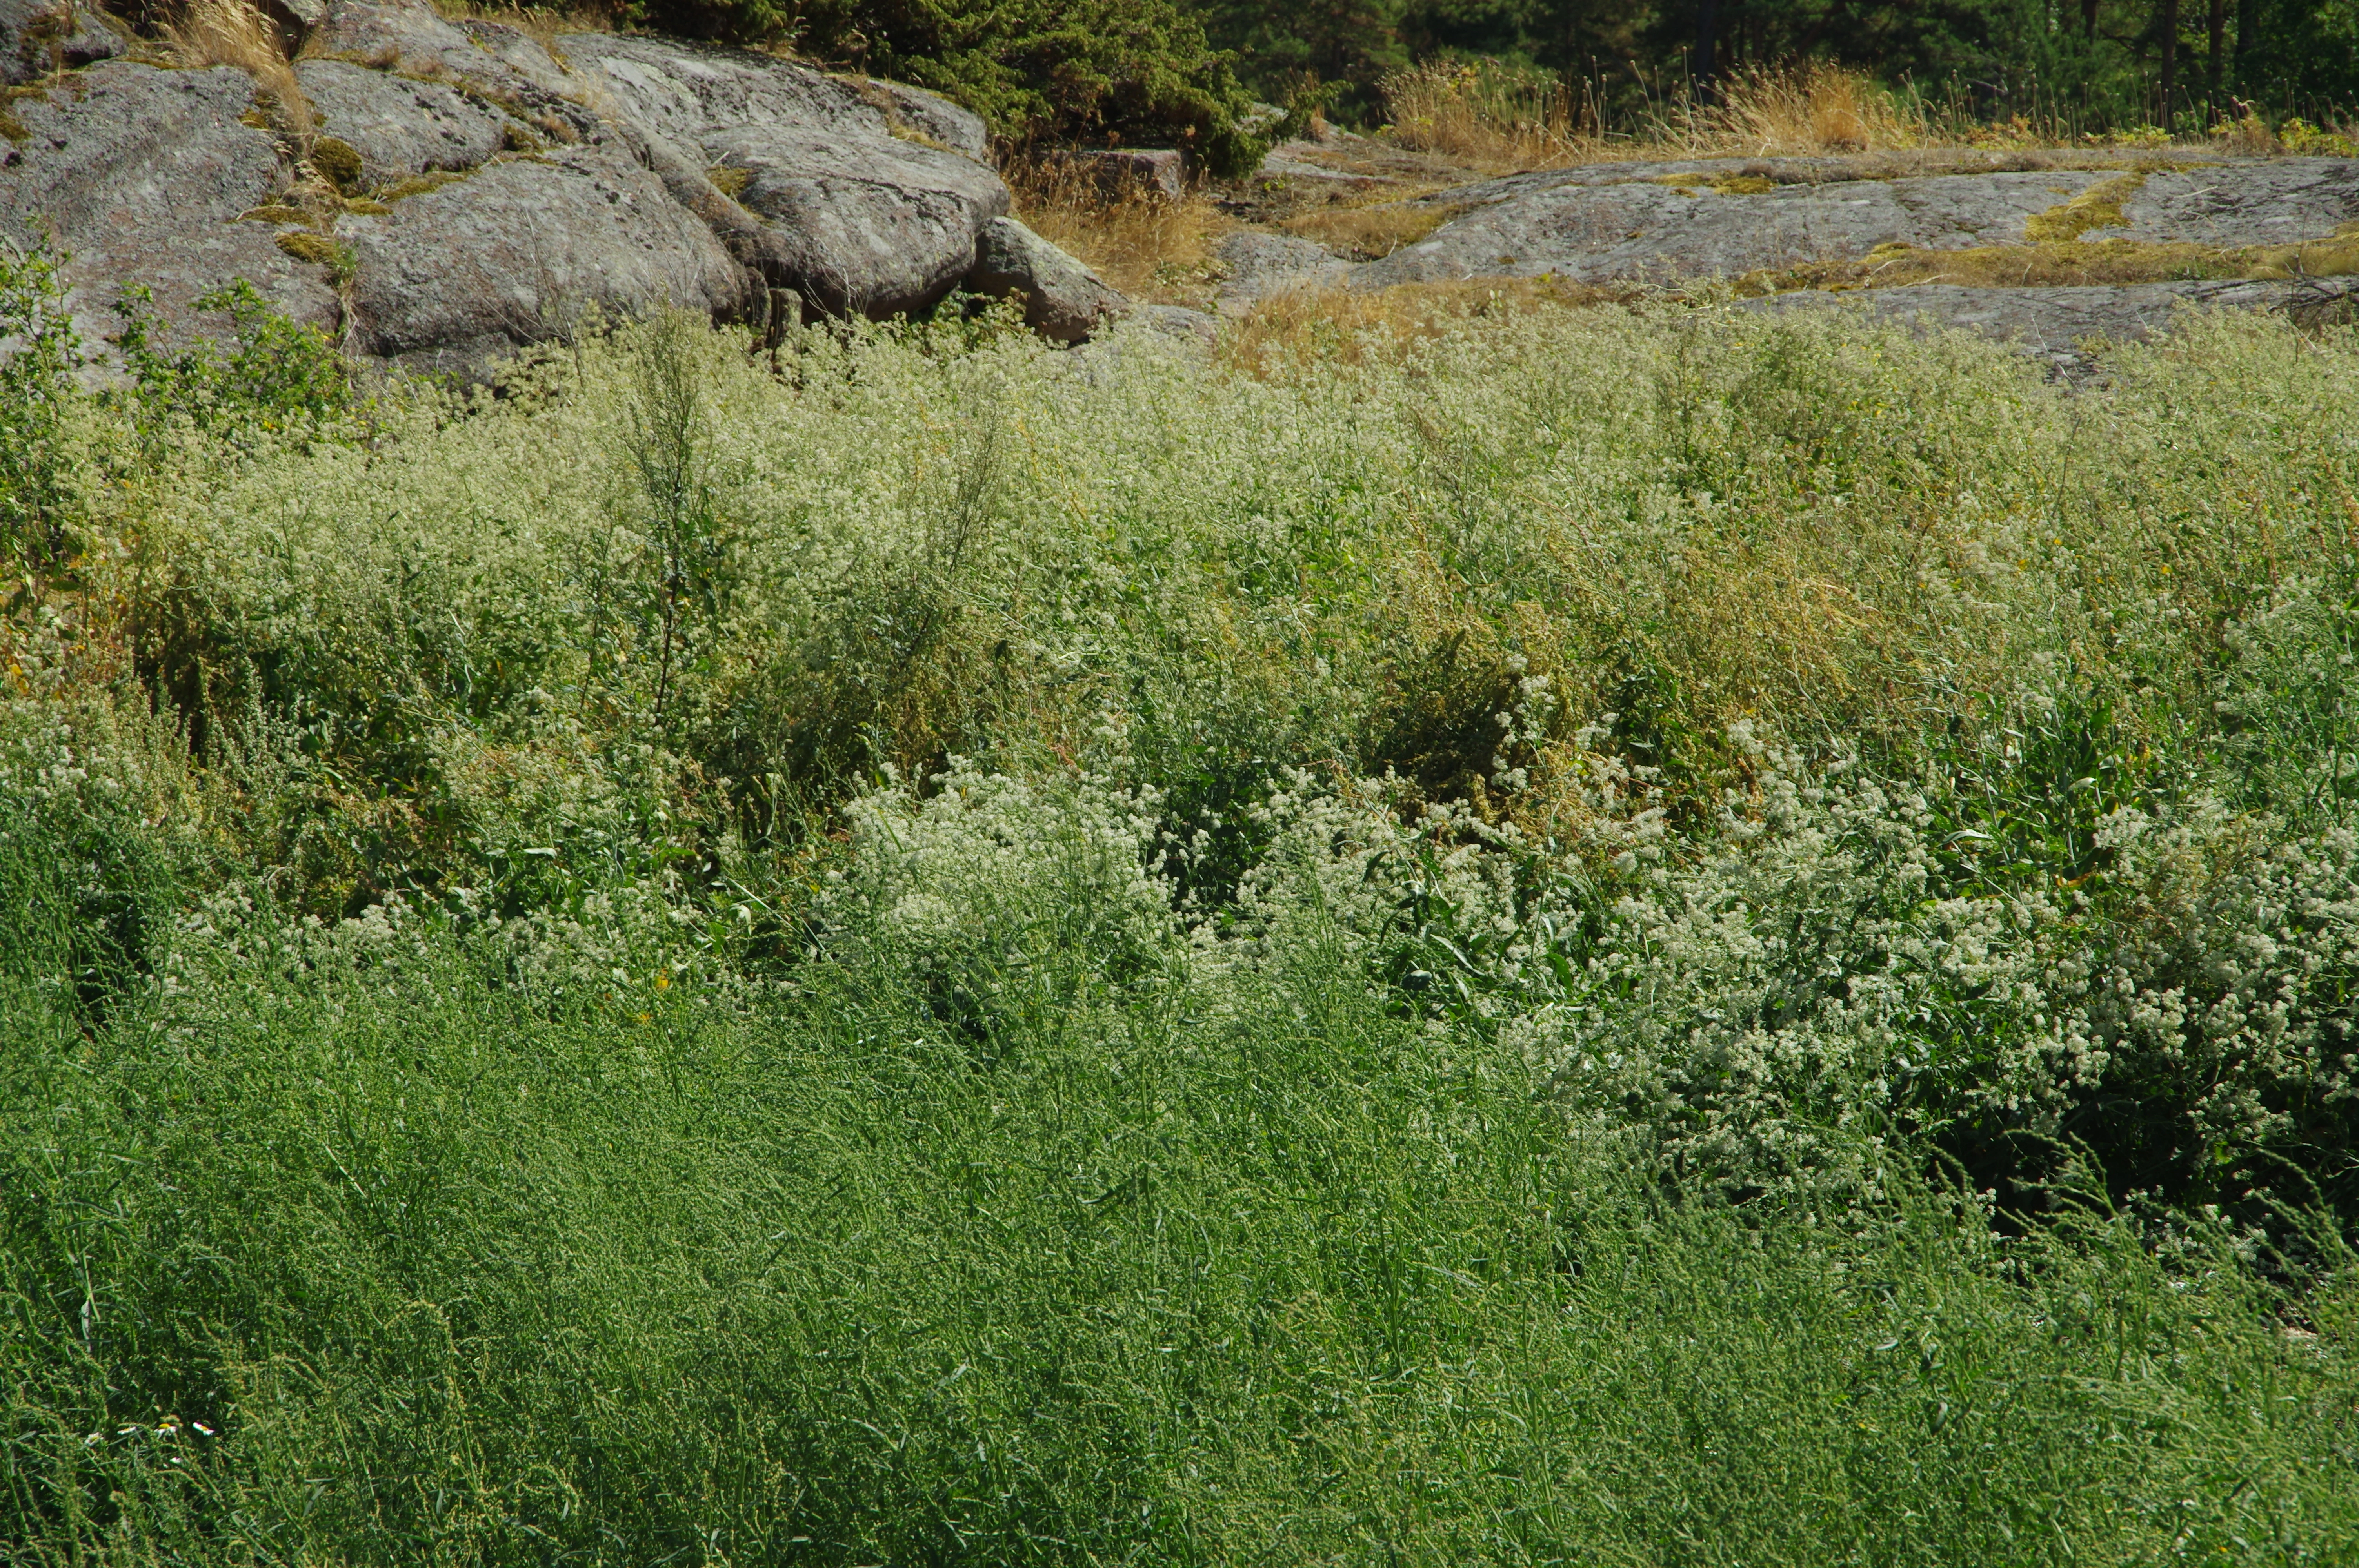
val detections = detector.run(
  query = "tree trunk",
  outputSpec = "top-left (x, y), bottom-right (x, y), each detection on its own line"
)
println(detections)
top-left (2234, 0), bottom-right (2257, 95)
top-left (2084, 0), bottom-right (2099, 38)
top-left (2207, 0), bottom-right (2226, 121)
top-left (1694, 0), bottom-right (1719, 102)
top-left (2159, 0), bottom-right (2179, 127)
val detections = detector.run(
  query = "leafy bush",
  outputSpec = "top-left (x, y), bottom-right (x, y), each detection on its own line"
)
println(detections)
top-left (635, 0), bottom-right (1268, 175)
top-left (111, 279), bottom-right (354, 447)
top-left (0, 241), bottom-right (84, 577)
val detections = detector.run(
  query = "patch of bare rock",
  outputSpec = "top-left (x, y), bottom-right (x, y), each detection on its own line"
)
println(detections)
top-left (0, 0), bottom-right (1140, 377)
top-left (1226, 140), bottom-right (2359, 361)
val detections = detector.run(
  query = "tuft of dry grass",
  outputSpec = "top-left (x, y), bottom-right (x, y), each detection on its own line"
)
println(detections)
top-left (1382, 58), bottom-right (1956, 174)
top-left (425, 0), bottom-right (621, 46)
top-left (169, 0), bottom-right (313, 142)
top-left (1003, 152), bottom-right (1228, 305)
top-left (1220, 276), bottom-right (1635, 374)
top-left (1273, 198), bottom-right (1465, 261)
top-left (1663, 60), bottom-right (1928, 155)
top-left (1382, 60), bottom-right (1586, 171)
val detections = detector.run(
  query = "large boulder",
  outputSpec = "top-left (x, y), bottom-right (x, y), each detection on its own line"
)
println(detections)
top-left (0, 61), bottom-right (339, 346)
top-left (559, 31), bottom-right (1010, 319)
top-left (965, 216), bottom-right (1125, 342)
top-left (339, 139), bottom-right (760, 377)
top-left (2, 0), bottom-right (118, 86)
top-left (0, 0), bottom-right (1079, 377)
top-left (294, 58), bottom-right (510, 184)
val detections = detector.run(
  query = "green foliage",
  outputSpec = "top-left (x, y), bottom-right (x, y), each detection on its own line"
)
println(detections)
top-left (111, 279), bottom-right (353, 448)
top-left (0, 240), bottom-right (84, 578)
top-left (0, 887), bottom-right (2352, 1563)
top-left (635, 0), bottom-right (1269, 174)
top-left (9, 280), bottom-right (2359, 1558)
top-left (0, 746), bottom-right (175, 1026)
top-left (1193, 0), bottom-right (2359, 132)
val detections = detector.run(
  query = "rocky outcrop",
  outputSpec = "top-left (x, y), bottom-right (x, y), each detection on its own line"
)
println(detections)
top-left (1742, 276), bottom-right (2359, 373)
top-left (1218, 143), bottom-right (2359, 360)
top-left (2, 0), bottom-right (1136, 377)
top-left (339, 142), bottom-right (760, 377)
top-left (2, 0), bottom-right (119, 85)
top-left (0, 61), bottom-right (339, 345)
top-left (559, 31), bottom-right (1008, 319)
top-left (968, 216), bottom-right (1125, 341)
top-left (1355, 157), bottom-right (2359, 290)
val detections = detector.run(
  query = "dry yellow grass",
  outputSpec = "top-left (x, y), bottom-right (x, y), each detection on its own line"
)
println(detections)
top-left (1381, 61), bottom-right (1585, 171)
top-left (1220, 276), bottom-right (1635, 374)
top-left (1004, 153), bottom-right (1229, 305)
top-left (1660, 61), bottom-right (1928, 155)
top-left (1382, 59), bottom-right (2041, 174)
top-left (425, 0), bottom-right (620, 46)
top-left (169, 0), bottom-right (313, 141)
top-left (1273, 199), bottom-right (1465, 261)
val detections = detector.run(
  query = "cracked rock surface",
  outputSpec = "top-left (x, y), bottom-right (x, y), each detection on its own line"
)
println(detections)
top-left (0, 60), bottom-right (340, 345)
top-left (2, 0), bottom-right (1120, 377)
top-left (1226, 141), bottom-right (2359, 358)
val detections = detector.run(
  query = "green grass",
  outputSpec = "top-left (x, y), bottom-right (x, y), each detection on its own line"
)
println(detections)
top-left (3, 904), bottom-right (2353, 1565)
top-left (4, 252), bottom-right (2359, 1561)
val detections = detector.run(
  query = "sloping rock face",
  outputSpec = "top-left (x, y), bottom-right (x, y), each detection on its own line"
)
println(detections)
top-left (1356, 156), bottom-right (2359, 289)
top-left (0, 61), bottom-right (340, 345)
top-left (340, 142), bottom-right (759, 377)
top-left (295, 59), bottom-right (510, 183)
top-left (1744, 276), bottom-right (2359, 374)
top-left (559, 31), bottom-right (1007, 318)
top-left (2, 0), bottom-right (1093, 377)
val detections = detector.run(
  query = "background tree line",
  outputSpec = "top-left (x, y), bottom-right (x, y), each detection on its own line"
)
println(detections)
top-left (1184, 0), bottom-right (2359, 131)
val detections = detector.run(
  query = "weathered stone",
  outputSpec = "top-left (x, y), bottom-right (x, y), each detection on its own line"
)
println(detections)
top-left (1353, 156), bottom-right (2359, 290)
top-left (309, 0), bottom-right (594, 140)
top-left (858, 76), bottom-right (989, 162)
top-left (338, 138), bottom-right (759, 376)
top-left (2, 0), bottom-right (119, 84)
top-left (1740, 276), bottom-right (2359, 370)
top-left (2116, 159), bottom-right (2359, 244)
top-left (965, 215), bottom-right (1127, 342)
top-left (1215, 231), bottom-right (1350, 311)
top-left (1137, 302), bottom-right (1216, 341)
top-left (0, 62), bottom-right (338, 347)
top-left (562, 30), bottom-right (1009, 318)
top-left (294, 58), bottom-right (508, 184)
top-left (1071, 147), bottom-right (1184, 200)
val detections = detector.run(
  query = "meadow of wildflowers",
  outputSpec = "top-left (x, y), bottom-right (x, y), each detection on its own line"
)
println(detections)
top-left (1, 261), bottom-right (2355, 1561)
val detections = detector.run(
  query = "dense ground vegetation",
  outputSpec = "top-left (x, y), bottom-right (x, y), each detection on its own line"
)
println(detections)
top-left (3, 249), bottom-right (2358, 1560)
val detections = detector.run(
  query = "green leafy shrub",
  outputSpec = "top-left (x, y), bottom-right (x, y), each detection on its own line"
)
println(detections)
top-left (111, 279), bottom-right (354, 447)
top-left (635, 0), bottom-right (1268, 175)
top-left (0, 240), bottom-right (84, 577)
